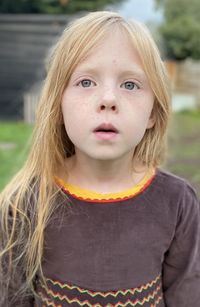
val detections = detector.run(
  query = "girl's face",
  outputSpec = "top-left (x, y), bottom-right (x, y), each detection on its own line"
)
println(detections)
top-left (62, 29), bottom-right (155, 163)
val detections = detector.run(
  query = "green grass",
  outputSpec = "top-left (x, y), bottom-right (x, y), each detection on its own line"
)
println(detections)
top-left (0, 121), bottom-right (33, 190)
top-left (0, 111), bottom-right (200, 197)
top-left (166, 109), bottom-right (200, 197)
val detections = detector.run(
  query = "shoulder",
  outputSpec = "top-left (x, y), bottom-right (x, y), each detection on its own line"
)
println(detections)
top-left (155, 168), bottom-right (197, 193)
top-left (153, 168), bottom-right (199, 211)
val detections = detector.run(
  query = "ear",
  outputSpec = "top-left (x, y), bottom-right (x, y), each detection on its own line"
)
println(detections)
top-left (147, 111), bottom-right (155, 129)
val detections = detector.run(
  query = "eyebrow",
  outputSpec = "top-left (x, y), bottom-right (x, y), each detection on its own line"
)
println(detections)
top-left (71, 67), bottom-right (147, 81)
top-left (119, 69), bottom-right (147, 80)
top-left (72, 68), bottom-right (147, 79)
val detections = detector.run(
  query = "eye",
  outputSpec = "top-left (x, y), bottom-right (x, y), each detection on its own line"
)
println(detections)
top-left (121, 81), bottom-right (139, 90)
top-left (78, 79), bottom-right (95, 87)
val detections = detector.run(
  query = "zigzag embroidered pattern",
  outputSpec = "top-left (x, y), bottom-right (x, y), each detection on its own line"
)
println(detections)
top-left (150, 295), bottom-right (163, 307)
top-left (39, 284), bottom-right (162, 306)
top-left (40, 295), bottom-right (163, 307)
top-left (41, 295), bottom-right (163, 307)
top-left (45, 274), bottom-right (161, 298)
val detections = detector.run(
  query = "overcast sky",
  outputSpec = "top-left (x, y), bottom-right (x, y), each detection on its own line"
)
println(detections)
top-left (106, 0), bottom-right (162, 23)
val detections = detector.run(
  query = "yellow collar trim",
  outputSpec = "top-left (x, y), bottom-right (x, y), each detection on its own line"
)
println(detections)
top-left (55, 169), bottom-right (155, 201)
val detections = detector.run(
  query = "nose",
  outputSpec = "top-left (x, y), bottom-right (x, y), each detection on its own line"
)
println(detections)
top-left (97, 86), bottom-right (118, 113)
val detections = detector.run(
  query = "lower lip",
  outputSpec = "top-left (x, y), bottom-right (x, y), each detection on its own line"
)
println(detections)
top-left (94, 131), bottom-right (118, 140)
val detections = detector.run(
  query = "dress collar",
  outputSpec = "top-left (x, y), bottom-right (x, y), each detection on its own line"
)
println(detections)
top-left (54, 169), bottom-right (155, 202)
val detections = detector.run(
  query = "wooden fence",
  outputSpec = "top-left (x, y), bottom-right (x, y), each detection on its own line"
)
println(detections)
top-left (0, 14), bottom-right (76, 120)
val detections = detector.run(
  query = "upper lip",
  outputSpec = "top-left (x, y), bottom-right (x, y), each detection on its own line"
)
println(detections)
top-left (93, 123), bottom-right (119, 133)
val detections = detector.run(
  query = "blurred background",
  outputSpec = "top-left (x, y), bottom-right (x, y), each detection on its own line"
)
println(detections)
top-left (0, 0), bottom-right (200, 196)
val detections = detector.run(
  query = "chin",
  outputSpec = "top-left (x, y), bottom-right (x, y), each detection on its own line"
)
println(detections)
top-left (87, 152), bottom-right (125, 162)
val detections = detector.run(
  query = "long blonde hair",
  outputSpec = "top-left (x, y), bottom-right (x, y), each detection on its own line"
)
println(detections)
top-left (0, 11), bottom-right (171, 302)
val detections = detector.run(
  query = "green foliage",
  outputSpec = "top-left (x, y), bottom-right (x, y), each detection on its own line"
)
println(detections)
top-left (166, 109), bottom-right (200, 197)
top-left (0, 0), bottom-right (124, 14)
top-left (155, 0), bottom-right (200, 60)
top-left (0, 0), bottom-right (41, 13)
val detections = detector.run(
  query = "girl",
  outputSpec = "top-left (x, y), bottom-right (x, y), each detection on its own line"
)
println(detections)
top-left (0, 11), bottom-right (200, 307)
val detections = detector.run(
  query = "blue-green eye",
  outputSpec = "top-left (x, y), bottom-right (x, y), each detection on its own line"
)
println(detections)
top-left (80, 79), bottom-right (92, 87)
top-left (122, 81), bottom-right (139, 90)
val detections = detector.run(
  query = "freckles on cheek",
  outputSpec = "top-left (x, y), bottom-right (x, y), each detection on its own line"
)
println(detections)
top-left (62, 99), bottom-right (90, 137)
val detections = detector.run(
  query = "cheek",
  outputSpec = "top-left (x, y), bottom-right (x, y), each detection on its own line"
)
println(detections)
top-left (62, 91), bottom-right (92, 117)
top-left (62, 105), bottom-right (79, 138)
top-left (61, 90), bottom-right (99, 125)
top-left (61, 96), bottom-right (92, 141)
top-left (124, 102), bottom-right (154, 141)
top-left (126, 122), bottom-right (147, 141)
top-left (126, 100), bottom-right (153, 124)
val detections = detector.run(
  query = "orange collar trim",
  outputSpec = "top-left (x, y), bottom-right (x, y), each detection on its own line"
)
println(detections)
top-left (54, 170), bottom-right (155, 202)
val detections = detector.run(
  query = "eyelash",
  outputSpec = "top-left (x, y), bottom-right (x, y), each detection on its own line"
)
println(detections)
top-left (121, 81), bottom-right (140, 90)
top-left (76, 79), bottom-right (140, 90)
top-left (76, 79), bottom-right (96, 88)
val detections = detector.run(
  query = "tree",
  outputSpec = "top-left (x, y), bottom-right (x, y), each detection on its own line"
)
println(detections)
top-left (155, 0), bottom-right (200, 60)
top-left (0, 0), bottom-right (125, 14)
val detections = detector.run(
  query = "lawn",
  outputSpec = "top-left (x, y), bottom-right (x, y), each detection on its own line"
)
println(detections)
top-left (0, 111), bottom-right (200, 197)
top-left (0, 121), bottom-right (33, 190)
top-left (165, 109), bottom-right (200, 197)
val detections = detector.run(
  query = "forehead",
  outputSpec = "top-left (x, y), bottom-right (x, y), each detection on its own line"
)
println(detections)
top-left (73, 28), bottom-right (145, 74)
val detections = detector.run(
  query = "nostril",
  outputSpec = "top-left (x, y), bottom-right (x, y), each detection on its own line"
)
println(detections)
top-left (99, 105), bottom-right (116, 111)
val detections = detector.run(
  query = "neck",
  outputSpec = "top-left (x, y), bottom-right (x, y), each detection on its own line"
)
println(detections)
top-left (62, 152), bottom-right (148, 193)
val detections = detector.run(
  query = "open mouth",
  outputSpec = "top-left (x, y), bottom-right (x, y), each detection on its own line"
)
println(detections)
top-left (93, 123), bottom-right (119, 140)
top-left (94, 123), bottom-right (119, 134)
